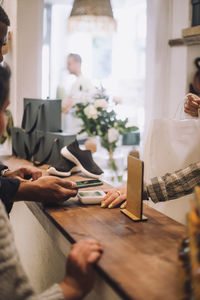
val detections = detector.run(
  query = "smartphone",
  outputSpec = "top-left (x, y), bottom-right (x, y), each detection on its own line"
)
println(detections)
top-left (76, 179), bottom-right (103, 189)
top-left (78, 190), bottom-right (106, 204)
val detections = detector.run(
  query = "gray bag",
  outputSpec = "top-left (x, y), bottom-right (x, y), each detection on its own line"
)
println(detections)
top-left (11, 127), bottom-right (35, 160)
top-left (21, 98), bottom-right (62, 133)
top-left (33, 131), bottom-right (76, 166)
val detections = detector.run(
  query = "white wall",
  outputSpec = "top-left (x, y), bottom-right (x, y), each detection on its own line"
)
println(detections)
top-left (145, 0), bottom-right (194, 133)
top-left (168, 0), bottom-right (190, 119)
top-left (3, 0), bottom-right (43, 126)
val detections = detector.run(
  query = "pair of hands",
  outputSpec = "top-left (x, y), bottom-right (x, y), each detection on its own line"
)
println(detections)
top-left (60, 239), bottom-right (103, 300)
top-left (6, 166), bottom-right (77, 204)
top-left (184, 93), bottom-right (200, 117)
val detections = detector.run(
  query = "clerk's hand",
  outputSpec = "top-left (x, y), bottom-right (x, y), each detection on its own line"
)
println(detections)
top-left (101, 185), bottom-right (127, 209)
top-left (14, 176), bottom-right (77, 204)
top-left (5, 166), bottom-right (42, 181)
top-left (184, 93), bottom-right (200, 117)
top-left (60, 239), bottom-right (103, 299)
top-left (62, 96), bottom-right (73, 115)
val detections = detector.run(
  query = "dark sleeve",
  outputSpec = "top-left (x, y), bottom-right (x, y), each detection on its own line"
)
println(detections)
top-left (0, 164), bottom-right (9, 172)
top-left (0, 177), bottom-right (20, 213)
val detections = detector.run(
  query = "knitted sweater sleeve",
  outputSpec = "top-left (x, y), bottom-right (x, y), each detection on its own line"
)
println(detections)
top-left (0, 199), bottom-right (64, 300)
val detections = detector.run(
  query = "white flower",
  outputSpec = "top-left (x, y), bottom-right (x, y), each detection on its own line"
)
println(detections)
top-left (108, 128), bottom-right (119, 143)
top-left (94, 99), bottom-right (108, 109)
top-left (84, 105), bottom-right (98, 119)
top-left (113, 97), bottom-right (122, 104)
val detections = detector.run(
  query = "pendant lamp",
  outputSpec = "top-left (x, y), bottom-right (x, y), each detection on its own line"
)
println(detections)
top-left (68, 0), bottom-right (117, 36)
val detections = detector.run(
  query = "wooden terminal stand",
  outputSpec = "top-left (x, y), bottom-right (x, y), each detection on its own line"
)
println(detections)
top-left (121, 155), bottom-right (148, 222)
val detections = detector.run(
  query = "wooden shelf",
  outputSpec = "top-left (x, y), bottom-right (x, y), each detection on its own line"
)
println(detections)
top-left (169, 25), bottom-right (200, 47)
top-left (169, 36), bottom-right (200, 46)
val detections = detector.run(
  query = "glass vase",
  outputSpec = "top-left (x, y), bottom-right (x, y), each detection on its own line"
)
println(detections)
top-left (104, 150), bottom-right (124, 185)
top-left (93, 137), bottom-right (125, 186)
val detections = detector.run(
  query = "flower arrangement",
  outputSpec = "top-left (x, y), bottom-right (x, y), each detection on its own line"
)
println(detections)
top-left (74, 86), bottom-right (138, 180)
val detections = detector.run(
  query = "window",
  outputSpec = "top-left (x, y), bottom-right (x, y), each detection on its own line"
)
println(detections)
top-left (43, 0), bottom-right (146, 133)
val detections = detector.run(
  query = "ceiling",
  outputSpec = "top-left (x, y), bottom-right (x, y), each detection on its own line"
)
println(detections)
top-left (44, 0), bottom-right (143, 9)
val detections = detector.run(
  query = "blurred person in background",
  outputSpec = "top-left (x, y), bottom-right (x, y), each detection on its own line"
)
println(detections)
top-left (62, 53), bottom-right (96, 135)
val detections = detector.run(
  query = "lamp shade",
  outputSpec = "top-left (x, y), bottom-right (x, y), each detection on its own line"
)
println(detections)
top-left (68, 0), bottom-right (117, 36)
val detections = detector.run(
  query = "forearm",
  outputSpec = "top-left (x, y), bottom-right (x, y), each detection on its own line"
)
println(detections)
top-left (146, 162), bottom-right (200, 203)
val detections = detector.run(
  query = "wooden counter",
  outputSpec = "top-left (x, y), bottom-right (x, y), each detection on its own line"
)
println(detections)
top-left (4, 157), bottom-right (186, 300)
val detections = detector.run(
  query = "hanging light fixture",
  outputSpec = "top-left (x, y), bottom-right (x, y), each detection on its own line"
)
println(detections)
top-left (67, 0), bottom-right (117, 36)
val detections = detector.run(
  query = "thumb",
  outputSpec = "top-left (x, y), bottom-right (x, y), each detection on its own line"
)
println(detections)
top-left (87, 251), bottom-right (102, 264)
top-left (59, 179), bottom-right (77, 189)
top-left (59, 186), bottom-right (77, 198)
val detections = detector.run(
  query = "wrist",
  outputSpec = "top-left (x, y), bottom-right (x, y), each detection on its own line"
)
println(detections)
top-left (14, 181), bottom-right (36, 202)
top-left (59, 280), bottom-right (84, 300)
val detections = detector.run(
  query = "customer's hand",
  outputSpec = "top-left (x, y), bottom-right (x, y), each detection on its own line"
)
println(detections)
top-left (60, 239), bottom-right (103, 300)
top-left (14, 176), bottom-right (77, 204)
top-left (184, 93), bottom-right (200, 117)
top-left (101, 185), bottom-right (127, 209)
top-left (5, 166), bottom-right (42, 181)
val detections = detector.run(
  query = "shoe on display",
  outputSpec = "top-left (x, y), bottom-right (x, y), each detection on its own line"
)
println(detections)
top-left (47, 156), bottom-right (80, 177)
top-left (61, 139), bottom-right (104, 179)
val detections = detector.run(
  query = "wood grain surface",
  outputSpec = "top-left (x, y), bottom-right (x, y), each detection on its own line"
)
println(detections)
top-left (3, 157), bottom-right (187, 300)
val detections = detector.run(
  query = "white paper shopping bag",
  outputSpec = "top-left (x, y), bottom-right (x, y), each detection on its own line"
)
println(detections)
top-left (143, 118), bottom-right (200, 179)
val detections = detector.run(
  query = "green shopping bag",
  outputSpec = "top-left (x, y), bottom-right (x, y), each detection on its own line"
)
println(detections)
top-left (21, 98), bottom-right (62, 133)
top-left (11, 127), bottom-right (35, 160)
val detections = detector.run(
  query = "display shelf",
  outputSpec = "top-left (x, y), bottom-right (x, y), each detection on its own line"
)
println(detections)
top-left (169, 35), bottom-right (200, 46)
top-left (169, 25), bottom-right (200, 47)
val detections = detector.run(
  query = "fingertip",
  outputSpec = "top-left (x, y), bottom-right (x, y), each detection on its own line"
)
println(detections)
top-left (71, 181), bottom-right (77, 188)
top-left (120, 201), bottom-right (127, 209)
top-left (87, 251), bottom-right (102, 264)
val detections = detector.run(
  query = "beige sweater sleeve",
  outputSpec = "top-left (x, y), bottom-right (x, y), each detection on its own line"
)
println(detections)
top-left (0, 200), bottom-right (64, 300)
